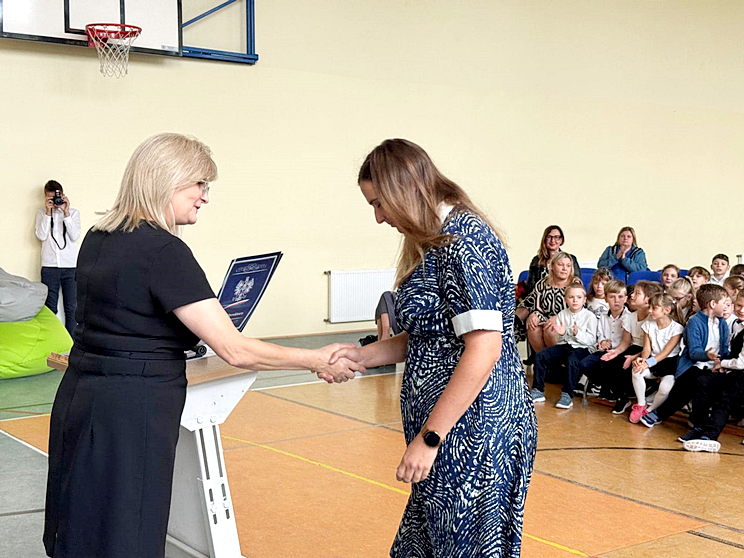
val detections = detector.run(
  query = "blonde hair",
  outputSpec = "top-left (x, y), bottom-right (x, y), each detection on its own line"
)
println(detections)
top-left (669, 276), bottom-right (694, 325)
top-left (546, 252), bottom-right (576, 287)
top-left (649, 293), bottom-right (675, 313)
top-left (358, 138), bottom-right (501, 285)
top-left (94, 133), bottom-right (217, 234)
top-left (604, 279), bottom-right (627, 296)
top-left (615, 226), bottom-right (638, 246)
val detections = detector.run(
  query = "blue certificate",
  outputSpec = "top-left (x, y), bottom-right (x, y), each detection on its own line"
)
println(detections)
top-left (216, 252), bottom-right (283, 331)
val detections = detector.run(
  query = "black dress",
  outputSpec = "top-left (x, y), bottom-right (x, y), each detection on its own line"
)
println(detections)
top-left (44, 223), bottom-right (215, 558)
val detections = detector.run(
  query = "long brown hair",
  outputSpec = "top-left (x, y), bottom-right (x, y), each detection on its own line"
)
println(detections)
top-left (358, 139), bottom-right (501, 285)
top-left (537, 225), bottom-right (565, 267)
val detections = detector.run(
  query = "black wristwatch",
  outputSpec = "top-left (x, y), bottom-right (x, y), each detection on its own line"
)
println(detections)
top-left (422, 429), bottom-right (442, 448)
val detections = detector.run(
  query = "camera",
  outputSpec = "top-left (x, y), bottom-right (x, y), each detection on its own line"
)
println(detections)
top-left (52, 190), bottom-right (64, 206)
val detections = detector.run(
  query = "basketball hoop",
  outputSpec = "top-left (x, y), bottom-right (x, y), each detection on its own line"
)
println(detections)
top-left (85, 23), bottom-right (142, 78)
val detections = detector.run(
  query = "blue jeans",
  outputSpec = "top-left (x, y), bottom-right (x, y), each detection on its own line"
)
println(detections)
top-left (41, 267), bottom-right (77, 337)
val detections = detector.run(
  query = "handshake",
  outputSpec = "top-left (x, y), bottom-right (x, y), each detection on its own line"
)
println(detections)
top-left (312, 343), bottom-right (367, 384)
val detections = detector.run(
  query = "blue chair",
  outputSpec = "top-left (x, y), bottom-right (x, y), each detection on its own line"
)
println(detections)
top-left (517, 270), bottom-right (529, 283)
top-left (627, 270), bottom-right (661, 285)
top-left (579, 268), bottom-right (595, 289)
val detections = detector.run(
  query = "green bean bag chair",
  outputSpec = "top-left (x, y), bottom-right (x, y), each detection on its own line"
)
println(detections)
top-left (0, 306), bottom-right (73, 379)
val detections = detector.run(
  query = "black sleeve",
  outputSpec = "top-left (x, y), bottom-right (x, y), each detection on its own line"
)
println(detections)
top-left (525, 255), bottom-right (540, 294)
top-left (150, 238), bottom-right (216, 314)
top-left (571, 254), bottom-right (581, 278)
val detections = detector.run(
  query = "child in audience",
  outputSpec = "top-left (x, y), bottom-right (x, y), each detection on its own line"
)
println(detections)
top-left (722, 295), bottom-right (735, 339)
top-left (600, 280), bottom-right (664, 414)
top-left (723, 275), bottom-right (744, 302)
top-left (586, 268), bottom-right (611, 318)
top-left (710, 254), bottom-right (730, 286)
top-left (682, 293), bottom-right (744, 452)
top-left (578, 280), bottom-right (629, 396)
top-left (531, 283), bottom-right (598, 409)
top-left (730, 264), bottom-right (744, 277)
top-left (661, 264), bottom-right (680, 292)
top-left (629, 294), bottom-right (684, 423)
top-left (668, 276), bottom-right (695, 325)
top-left (641, 284), bottom-right (729, 428)
top-left (687, 266), bottom-right (710, 289)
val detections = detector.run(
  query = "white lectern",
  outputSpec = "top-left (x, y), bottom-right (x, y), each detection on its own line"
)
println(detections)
top-left (47, 353), bottom-right (256, 558)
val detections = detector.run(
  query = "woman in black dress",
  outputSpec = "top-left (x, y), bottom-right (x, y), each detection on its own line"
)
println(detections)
top-left (43, 133), bottom-right (363, 558)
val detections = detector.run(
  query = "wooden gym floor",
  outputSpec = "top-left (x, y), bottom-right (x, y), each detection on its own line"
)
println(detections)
top-left (2, 332), bottom-right (744, 557)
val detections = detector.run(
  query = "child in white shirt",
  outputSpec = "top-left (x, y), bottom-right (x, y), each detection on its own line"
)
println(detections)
top-left (531, 283), bottom-right (598, 410)
top-left (586, 268), bottom-right (611, 318)
top-left (600, 280), bottom-right (664, 414)
top-left (629, 294), bottom-right (684, 423)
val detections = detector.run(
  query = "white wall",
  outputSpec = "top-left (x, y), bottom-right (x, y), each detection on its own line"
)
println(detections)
top-left (3, 0), bottom-right (744, 337)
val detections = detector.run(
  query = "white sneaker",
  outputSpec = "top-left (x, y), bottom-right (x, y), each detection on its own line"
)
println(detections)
top-left (683, 439), bottom-right (721, 453)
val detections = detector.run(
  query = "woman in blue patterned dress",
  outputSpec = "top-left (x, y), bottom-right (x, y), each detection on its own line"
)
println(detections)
top-left (329, 139), bottom-right (538, 557)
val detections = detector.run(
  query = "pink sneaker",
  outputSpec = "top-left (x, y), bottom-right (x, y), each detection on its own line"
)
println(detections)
top-left (629, 404), bottom-right (648, 424)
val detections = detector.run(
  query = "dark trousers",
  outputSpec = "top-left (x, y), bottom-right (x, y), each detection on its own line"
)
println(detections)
top-left (579, 352), bottom-right (605, 385)
top-left (601, 345), bottom-right (643, 399)
top-left (656, 367), bottom-right (715, 422)
top-left (533, 344), bottom-right (591, 395)
top-left (41, 267), bottom-right (77, 337)
top-left (700, 373), bottom-right (744, 440)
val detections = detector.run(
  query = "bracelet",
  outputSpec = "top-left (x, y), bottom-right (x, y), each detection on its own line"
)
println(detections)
top-left (645, 357), bottom-right (657, 368)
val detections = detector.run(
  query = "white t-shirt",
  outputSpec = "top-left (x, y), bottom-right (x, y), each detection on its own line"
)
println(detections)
top-left (587, 298), bottom-right (609, 318)
top-left (622, 311), bottom-right (647, 347)
top-left (641, 319), bottom-right (684, 358)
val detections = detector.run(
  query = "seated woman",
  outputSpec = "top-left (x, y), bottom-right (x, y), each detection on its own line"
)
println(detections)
top-left (517, 252), bottom-right (575, 353)
top-left (597, 226), bottom-right (648, 282)
top-left (525, 225), bottom-right (581, 295)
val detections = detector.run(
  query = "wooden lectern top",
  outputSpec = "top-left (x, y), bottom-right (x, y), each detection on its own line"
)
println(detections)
top-left (46, 352), bottom-right (249, 387)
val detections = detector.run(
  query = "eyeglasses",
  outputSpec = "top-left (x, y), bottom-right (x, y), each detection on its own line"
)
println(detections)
top-left (545, 235), bottom-right (563, 241)
top-left (197, 180), bottom-right (210, 195)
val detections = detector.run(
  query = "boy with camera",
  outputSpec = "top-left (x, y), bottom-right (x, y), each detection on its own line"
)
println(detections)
top-left (35, 179), bottom-right (81, 336)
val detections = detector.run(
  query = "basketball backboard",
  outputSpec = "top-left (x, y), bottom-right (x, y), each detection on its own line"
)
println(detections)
top-left (0, 0), bottom-right (257, 65)
top-left (0, 0), bottom-right (181, 55)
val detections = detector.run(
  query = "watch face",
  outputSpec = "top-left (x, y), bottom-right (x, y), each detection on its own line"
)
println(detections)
top-left (423, 431), bottom-right (441, 447)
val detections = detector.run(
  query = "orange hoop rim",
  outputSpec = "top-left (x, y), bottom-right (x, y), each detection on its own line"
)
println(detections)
top-left (85, 23), bottom-right (142, 42)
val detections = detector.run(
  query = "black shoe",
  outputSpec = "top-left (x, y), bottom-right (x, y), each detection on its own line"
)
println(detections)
top-left (612, 397), bottom-right (631, 414)
top-left (678, 428), bottom-right (704, 443)
top-left (358, 334), bottom-right (378, 346)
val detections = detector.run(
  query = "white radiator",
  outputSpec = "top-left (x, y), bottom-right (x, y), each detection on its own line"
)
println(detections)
top-left (326, 268), bottom-right (397, 323)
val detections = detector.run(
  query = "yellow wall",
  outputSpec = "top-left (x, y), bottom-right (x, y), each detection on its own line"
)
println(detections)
top-left (3, 0), bottom-right (744, 337)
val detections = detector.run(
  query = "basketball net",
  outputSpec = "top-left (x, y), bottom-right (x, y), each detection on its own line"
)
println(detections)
top-left (86, 24), bottom-right (142, 78)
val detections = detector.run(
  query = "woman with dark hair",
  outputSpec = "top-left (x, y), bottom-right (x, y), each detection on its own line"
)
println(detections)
top-left (597, 226), bottom-right (648, 282)
top-left (330, 139), bottom-right (537, 557)
top-left (525, 225), bottom-right (581, 295)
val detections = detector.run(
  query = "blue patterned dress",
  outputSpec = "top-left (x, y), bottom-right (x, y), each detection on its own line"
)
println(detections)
top-left (391, 209), bottom-right (538, 558)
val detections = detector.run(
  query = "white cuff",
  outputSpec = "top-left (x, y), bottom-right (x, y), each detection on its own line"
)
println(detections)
top-left (451, 309), bottom-right (503, 337)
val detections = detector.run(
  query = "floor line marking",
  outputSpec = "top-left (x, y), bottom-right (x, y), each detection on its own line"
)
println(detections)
top-left (0, 508), bottom-right (45, 518)
top-left (222, 435), bottom-right (588, 557)
top-left (688, 530), bottom-right (744, 550)
top-left (0, 429), bottom-right (48, 456)
top-left (0, 413), bottom-right (51, 423)
top-left (221, 434), bottom-right (411, 495)
top-left (522, 533), bottom-right (588, 556)
top-left (252, 370), bottom-right (401, 391)
top-left (534, 469), bottom-right (744, 534)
